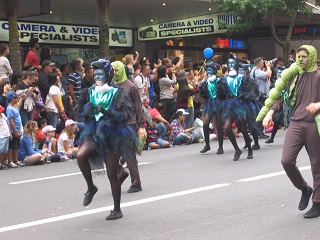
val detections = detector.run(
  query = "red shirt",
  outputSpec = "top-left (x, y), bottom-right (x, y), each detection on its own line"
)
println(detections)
top-left (25, 50), bottom-right (39, 68)
top-left (149, 108), bottom-right (161, 123)
top-left (36, 128), bottom-right (46, 142)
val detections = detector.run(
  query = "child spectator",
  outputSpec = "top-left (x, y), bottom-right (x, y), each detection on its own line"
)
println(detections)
top-left (0, 105), bottom-right (10, 170)
top-left (170, 108), bottom-right (197, 145)
top-left (42, 125), bottom-right (61, 163)
top-left (6, 91), bottom-right (24, 168)
top-left (18, 120), bottom-right (48, 165)
top-left (35, 117), bottom-right (47, 148)
top-left (57, 119), bottom-right (78, 159)
top-left (146, 118), bottom-right (170, 149)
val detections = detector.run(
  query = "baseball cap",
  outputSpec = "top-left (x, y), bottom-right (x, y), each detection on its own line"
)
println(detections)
top-left (42, 125), bottom-right (56, 134)
top-left (65, 119), bottom-right (77, 127)
top-left (42, 60), bottom-right (55, 68)
top-left (6, 91), bottom-right (18, 101)
top-left (176, 108), bottom-right (189, 115)
top-left (0, 105), bottom-right (5, 113)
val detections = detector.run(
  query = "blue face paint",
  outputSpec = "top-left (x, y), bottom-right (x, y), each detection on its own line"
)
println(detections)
top-left (94, 69), bottom-right (106, 86)
top-left (206, 67), bottom-right (214, 77)
top-left (228, 59), bottom-right (237, 70)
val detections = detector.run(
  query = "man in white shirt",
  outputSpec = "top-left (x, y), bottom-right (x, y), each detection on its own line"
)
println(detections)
top-left (134, 64), bottom-right (150, 99)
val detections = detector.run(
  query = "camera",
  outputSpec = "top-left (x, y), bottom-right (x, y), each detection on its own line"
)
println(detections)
top-left (139, 27), bottom-right (157, 39)
top-left (266, 58), bottom-right (278, 65)
top-left (30, 83), bottom-right (39, 94)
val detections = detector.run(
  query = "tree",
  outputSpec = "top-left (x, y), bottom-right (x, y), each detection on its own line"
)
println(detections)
top-left (96, 0), bottom-right (111, 59)
top-left (216, 0), bottom-right (320, 63)
top-left (0, 0), bottom-right (22, 72)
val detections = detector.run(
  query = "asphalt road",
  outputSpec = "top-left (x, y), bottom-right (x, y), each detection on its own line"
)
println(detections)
top-left (0, 130), bottom-right (319, 240)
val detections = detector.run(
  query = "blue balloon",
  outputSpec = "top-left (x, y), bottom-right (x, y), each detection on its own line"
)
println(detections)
top-left (203, 47), bottom-right (214, 59)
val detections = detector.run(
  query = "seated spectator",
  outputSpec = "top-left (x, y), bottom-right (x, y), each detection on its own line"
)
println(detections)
top-left (0, 105), bottom-right (10, 170)
top-left (41, 125), bottom-right (61, 163)
top-left (148, 102), bottom-right (173, 139)
top-left (35, 117), bottom-right (47, 147)
top-left (57, 119), bottom-right (78, 159)
top-left (146, 118), bottom-right (170, 149)
top-left (193, 110), bottom-right (216, 142)
top-left (170, 109), bottom-right (197, 145)
top-left (18, 120), bottom-right (49, 166)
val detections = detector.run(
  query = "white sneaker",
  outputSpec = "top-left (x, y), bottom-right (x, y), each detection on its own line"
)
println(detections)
top-left (9, 162), bottom-right (18, 168)
top-left (15, 161), bottom-right (25, 167)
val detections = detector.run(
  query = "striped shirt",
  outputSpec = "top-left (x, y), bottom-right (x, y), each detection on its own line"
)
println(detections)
top-left (68, 71), bottom-right (82, 100)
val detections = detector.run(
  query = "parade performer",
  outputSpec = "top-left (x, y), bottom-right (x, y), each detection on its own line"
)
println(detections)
top-left (199, 61), bottom-right (225, 154)
top-left (76, 59), bottom-right (139, 220)
top-left (221, 58), bottom-right (260, 161)
top-left (259, 45), bottom-right (320, 218)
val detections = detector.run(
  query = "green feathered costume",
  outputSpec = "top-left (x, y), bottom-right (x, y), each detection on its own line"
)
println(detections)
top-left (256, 45), bottom-right (320, 134)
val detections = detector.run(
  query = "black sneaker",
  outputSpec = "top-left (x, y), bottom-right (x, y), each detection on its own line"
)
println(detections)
top-left (127, 185), bottom-right (142, 193)
top-left (304, 203), bottom-right (320, 218)
top-left (216, 148), bottom-right (224, 154)
top-left (200, 145), bottom-right (210, 153)
top-left (251, 144), bottom-right (260, 150)
top-left (83, 186), bottom-right (98, 206)
top-left (265, 138), bottom-right (274, 144)
top-left (105, 210), bottom-right (123, 220)
top-left (258, 134), bottom-right (269, 139)
top-left (298, 186), bottom-right (313, 211)
top-left (233, 150), bottom-right (242, 161)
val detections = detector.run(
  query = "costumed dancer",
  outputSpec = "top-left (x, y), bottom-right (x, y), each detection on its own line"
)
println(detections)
top-left (199, 61), bottom-right (225, 154)
top-left (75, 59), bottom-right (139, 220)
top-left (221, 58), bottom-right (260, 161)
top-left (258, 45), bottom-right (320, 218)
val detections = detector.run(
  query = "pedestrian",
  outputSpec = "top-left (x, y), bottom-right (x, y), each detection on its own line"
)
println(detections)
top-left (0, 105), bottom-right (10, 170)
top-left (0, 43), bottom-right (13, 80)
top-left (260, 45), bottom-right (320, 218)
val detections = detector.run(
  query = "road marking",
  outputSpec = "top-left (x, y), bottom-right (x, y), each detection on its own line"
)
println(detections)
top-left (9, 162), bottom-right (152, 185)
top-left (1, 165), bottom-right (311, 233)
top-left (0, 183), bottom-right (230, 233)
top-left (237, 166), bottom-right (311, 182)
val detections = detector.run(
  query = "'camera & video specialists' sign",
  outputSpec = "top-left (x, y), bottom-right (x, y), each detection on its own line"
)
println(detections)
top-left (138, 13), bottom-right (238, 41)
top-left (0, 21), bottom-right (133, 47)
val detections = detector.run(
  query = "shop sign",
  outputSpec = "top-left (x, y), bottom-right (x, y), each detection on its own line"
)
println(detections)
top-left (138, 13), bottom-right (239, 41)
top-left (0, 21), bottom-right (133, 47)
top-left (215, 37), bottom-right (245, 49)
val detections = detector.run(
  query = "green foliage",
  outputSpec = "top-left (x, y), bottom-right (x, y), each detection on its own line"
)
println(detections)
top-left (215, 0), bottom-right (319, 35)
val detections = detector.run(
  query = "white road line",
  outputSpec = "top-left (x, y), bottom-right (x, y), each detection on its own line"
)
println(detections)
top-left (1, 165), bottom-right (311, 233)
top-left (9, 162), bottom-right (152, 185)
top-left (0, 183), bottom-right (230, 233)
top-left (237, 166), bottom-right (311, 182)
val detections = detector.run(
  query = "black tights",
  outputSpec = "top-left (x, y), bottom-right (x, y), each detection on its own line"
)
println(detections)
top-left (203, 114), bottom-right (223, 149)
top-left (77, 141), bottom-right (121, 211)
top-left (224, 117), bottom-right (252, 152)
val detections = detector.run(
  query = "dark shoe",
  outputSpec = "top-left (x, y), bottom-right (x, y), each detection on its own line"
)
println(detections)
top-left (304, 203), bottom-right (320, 218)
top-left (251, 144), bottom-right (260, 150)
top-left (200, 145), bottom-right (211, 153)
top-left (105, 210), bottom-right (123, 220)
top-left (265, 138), bottom-right (274, 144)
top-left (243, 138), bottom-right (253, 149)
top-left (127, 185), bottom-right (142, 193)
top-left (118, 171), bottom-right (129, 185)
top-left (258, 134), bottom-right (269, 139)
top-left (216, 148), bottom-right (224, 154)
top-left (83, 186), bottom-right (98, 206)
top-left (298, 186), bottom-right (313, 211)
top-left (247, 150), bottom-right (253, 159)
top-left (233, 150), bottom-right (242, 161)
